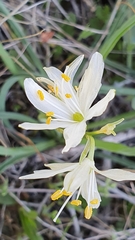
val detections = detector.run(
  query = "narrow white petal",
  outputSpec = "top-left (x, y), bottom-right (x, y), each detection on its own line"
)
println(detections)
top-left (19, 163), bottom-right (77, 180)
top-left (86, 89), bottom-right (115, 120)
top-left (96, 168), bottom-right (135, 181)
top-left (46, 162), bottom-right (77, 171)
top-left (78, 52), bottom-right (104, 111)
top-left (19, 170), bottom-right (58, 179)
top-left (64, 55), bottom-right (84, 84)
top-left (81, 170), bottom-right (101, 208)
top-left (19, 121), bottom-right (71, 130)
top-left (24, 78), bottom-right (71, 119)
top-left (43, 66), bottom-right (62, 85)
top-left (62, 121), bottom-right (87, 152)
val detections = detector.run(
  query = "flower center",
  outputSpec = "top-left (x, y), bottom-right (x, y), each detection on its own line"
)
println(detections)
top-left (61, 73), bottom-right (70, 82)
top-left (37, 90), bottom-right (44, 101)
top-left (72, 112), bottom-right (84, 122)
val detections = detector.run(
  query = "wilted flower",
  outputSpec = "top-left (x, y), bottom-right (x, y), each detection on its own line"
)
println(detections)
top-left (89, 118), bottom-right (124, 136)
top-left (19, 52), bottom-right (115, 152)
top-left (19, 145), bottom-right (135, 222)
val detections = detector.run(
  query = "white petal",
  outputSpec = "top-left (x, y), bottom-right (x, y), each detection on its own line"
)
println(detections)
top-left (46, 162), bottom-right (77, 171)
top-left (96, 168), bottom-right (135, 181)
top-left (19, 163), bottom-right (77, 180)
top-left (44, 68), bottom-right (81, 114)
top-left (43, 66), bottom-right (62, 85)
top-left (81, 170), bottom-right (101, 208)
top-left (64, 158), bottom-right (90, 193)
top-left (19, 120), bottom-right (71, 130)
top-left (64, 55), bottom-right (84, 84)
top-left (86, 89), bottom-right (115, 120)
top-left (24, 78), bottom-right (72, 119)
top-left (78, 52), bottom-right (104, 111)
top-left (62, 121), bottom-right (87, 152)
top-left (60, 81), bottom-right (83, 114)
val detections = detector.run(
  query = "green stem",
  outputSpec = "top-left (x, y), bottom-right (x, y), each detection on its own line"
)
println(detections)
top-left (87, 136), bottom-right (95, 161)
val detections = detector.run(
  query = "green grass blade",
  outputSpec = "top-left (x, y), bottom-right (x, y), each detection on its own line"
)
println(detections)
top-left (0, 43), bottom-right (17, 74)
top-left (0, 76), bottom-right (21, 111)
top-left (0, 140), bottom-right (56, 173)
top-left (87, 111), bottom-right (135, 129)
top-left (0, 1), bottom-right (44, 74)
top-left (0, 111), bottom-right (37, 123)
top-left (95, 139), bottom-right (135, 156)
top-left (100, 85), bottom-right (135, 96)
top-left (100, 15), bottom-right (135, 58)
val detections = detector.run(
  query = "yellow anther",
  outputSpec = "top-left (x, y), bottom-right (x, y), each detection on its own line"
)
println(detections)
top-left (61, 73), bottom-right (70, 82)
top-left (55, 86), bottom-right (59, 96)
top-left (37, 90), bottom-right (44, 101)
top-left (62, 190), bottom-right (71, 196)
top-left (48, 84), bottom-right (55, 93)
top-left (51, 190), bottom-right (63, 201)
top-left (46, 117), bottom-right (52, 124)
top-left (74, 86), bottom-right (78, 91)
top-left (84, 206), bottom-right (93, 219)
top-left (65, 93), bottom-right (72, 98)
top-left (70, 200), bottom-right (82, 206)
top-left (46, 111), bottom-right (54, 117)
top-left (90, 199), bottom-right (99, 205)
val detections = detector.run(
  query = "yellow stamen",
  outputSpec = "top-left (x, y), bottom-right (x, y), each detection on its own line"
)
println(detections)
top-left (61, 73), bottom-right (70, 82)
top-left (84, 206), bottom-right (93, 219)
top-left (65, 93), bottom-right (72, 98)
top-left (90, 199), bottom-right (99, 205)
top-left (46, 111), bottom-right (54, 117)
top-left (63, 190), bottom-right (71, 196)
top-left (51, 190), bottom-right (63, 201)
top-left (46, 117), bottom-right (52, 124)
top-left (70, 200), bottom-right (82, 206)
top-left (55, 86), bottom-right (59, 96)
top-left (37, 90), bottom-right (44, 101)
top-left (48, 84), bottom-right (55, 93)
top-left (74, 86), bottom-right (78, 91)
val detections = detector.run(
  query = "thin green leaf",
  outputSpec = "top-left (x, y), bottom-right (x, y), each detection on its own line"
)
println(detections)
top-left (0, 111), bottom-right (37, 123)
top-left (87, 111), bottom-right (135, 129)
top-left (95, 139), bottom-right (135, 156)
top-left (100, 85), bottom-right (135, 96)
top-left (0, 43), bottom-right (17, 74)
top-left (0, 140), bottom-right (55, 157)
top-left (0, 140), bottom-right (56, 173)
top-left (19, 208), bottom-right (43, 240)
top-left (100, 15), bottom-right (135, 58)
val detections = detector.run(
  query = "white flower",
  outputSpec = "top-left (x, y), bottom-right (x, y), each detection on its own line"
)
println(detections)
top-left (19, 52), bottom-right (115, 152)
top-left (19, 158), bottom-right (135, 222)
